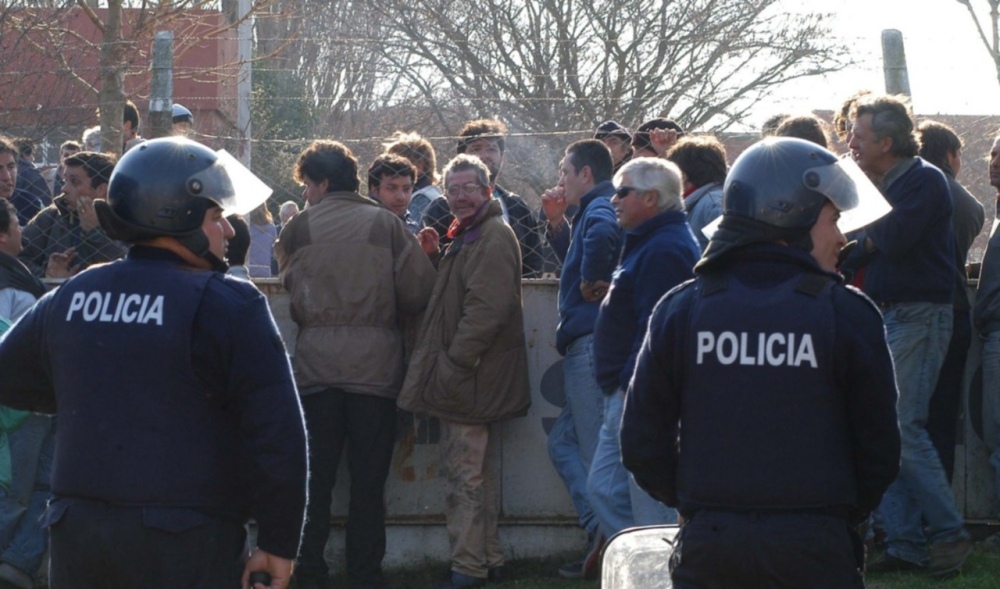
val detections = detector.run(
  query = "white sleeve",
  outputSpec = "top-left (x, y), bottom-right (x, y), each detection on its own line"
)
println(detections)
top-left (0, 288), bottom-right (38, 323)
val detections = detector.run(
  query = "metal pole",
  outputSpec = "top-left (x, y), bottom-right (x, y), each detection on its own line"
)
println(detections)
top-left (236, 0), bottom-right (252, 166)
top-left (149, 31), bottom-right (174, 140)
top-left (881, 29), bottom-right (911, 97)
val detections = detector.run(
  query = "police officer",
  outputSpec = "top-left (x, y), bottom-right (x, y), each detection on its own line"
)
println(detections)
top-left (0, 137), bottom-right (308, 589)
top-left (172, 103), bottom-right (194, 136)
top-left (620, 138), bottom-right (901, 588)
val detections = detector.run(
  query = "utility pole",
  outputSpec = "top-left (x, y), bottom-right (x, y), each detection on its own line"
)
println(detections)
top-left (881, 29), bottom-right (911, 97)
top-left (236, 0), bottom-right (252, 166)
top-left (149, 31), bottom-right (174, 139)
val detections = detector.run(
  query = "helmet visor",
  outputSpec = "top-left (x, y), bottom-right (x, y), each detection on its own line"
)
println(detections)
top-left (804, 156), bottom-right (890, 233)
top-left (212, 149), bottom-right (273, 216)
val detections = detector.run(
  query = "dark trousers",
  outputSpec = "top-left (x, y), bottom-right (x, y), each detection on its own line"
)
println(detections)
top-left (48, 502), bottom-right (245, 589)
top-left (670, 510), bottom-right (864, 589)
top-left (927, 305), bottom-right (971, 482)
top-left (298, 389), bottom-right (397, 587)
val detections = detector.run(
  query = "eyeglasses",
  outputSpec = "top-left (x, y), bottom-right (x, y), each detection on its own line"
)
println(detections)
top-left (446, 183), bottom-right (485, 197)
top-left (614, 186), bottom-right (640, 199)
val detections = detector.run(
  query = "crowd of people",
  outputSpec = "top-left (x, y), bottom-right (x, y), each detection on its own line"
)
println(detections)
top-left (0, 89), bottom-right (999, 589)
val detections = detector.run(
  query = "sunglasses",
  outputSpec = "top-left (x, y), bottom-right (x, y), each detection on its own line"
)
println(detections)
top-left (614, 186), bottom-right (640, 199)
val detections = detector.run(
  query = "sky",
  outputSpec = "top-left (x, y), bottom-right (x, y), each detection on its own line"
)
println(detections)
top-left (765, 0), bottom-right (1000, 125)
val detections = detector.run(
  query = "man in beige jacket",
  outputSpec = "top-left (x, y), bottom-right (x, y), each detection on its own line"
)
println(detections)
top-left (276, 140), bottom-right (436, 589)
top-left (398, 155), bottom-right (530, 589)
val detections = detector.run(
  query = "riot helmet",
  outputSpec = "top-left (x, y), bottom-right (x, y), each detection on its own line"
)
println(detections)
top-left (697, 137), bottom-right (887, 271)
top-left (171, 103), bottom-right (194, 125)
top-left (96, 137), bottom-right (266, 270)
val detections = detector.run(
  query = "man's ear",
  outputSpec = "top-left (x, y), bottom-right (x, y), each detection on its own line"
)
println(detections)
top-left (880, 136), bottom-right (894, 156)
top-left (96, 182), bottom-right (109, 200)
top-left (642, 189), bottom-right (660, 208)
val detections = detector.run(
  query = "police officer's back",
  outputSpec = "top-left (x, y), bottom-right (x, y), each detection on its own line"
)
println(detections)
top-left (0, 138), bottom-right (308, 589)
top-left (621, 138), bottom-right (901, 589)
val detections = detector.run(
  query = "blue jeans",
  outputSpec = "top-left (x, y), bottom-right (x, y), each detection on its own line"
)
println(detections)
top-left (547, 409), bottom-right (598, 536)
top-left (587, 391), bottom-right (633, 537)
top-left (547, 334), bottom-right (604, 538)
top-left (877, 303), bottom-right (967, 565)
top-left (0, 413), bottom-right (54, 579)
top-left (982, 330), bottom-right (1000, 512)
top-left (629, 475), bottom-right (678, 527)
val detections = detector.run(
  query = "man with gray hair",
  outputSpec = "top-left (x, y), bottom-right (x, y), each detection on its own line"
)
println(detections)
top-left (586, 157), bottom-right (700, 546)
top-left (278, 201), bottom-right (299, 226)
top-left (844, 95), bottom-right (968, 576)
top-left (398, 154), bottom-right (530, 589)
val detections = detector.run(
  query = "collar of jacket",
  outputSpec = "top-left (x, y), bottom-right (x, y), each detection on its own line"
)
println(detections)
top-left (52, 195), bottom-right (73, 217)
top-left (443, 199), bottom-right (503, 260)
top-left (626, 209), bottom-right (687, 239)
top-left (317, 191), bottom-right (379, 206)
top-left (571, 180), bottom-right (616, 225)
top-left (685, 182), bottom-right (721, 207)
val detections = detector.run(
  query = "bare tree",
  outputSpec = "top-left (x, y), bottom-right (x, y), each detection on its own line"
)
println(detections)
top-left (372, 0), bottom-right (848, 132)
top-left (957, 0), bottom-right (1000, 88)
top-left (358, 0), bottom-right (848, 194)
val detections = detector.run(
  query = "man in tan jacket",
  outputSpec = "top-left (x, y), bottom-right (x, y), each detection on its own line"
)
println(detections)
top-left (398, 155), bottom-right (530, 589)
top-left (276, 140), bottom-right (436, 589)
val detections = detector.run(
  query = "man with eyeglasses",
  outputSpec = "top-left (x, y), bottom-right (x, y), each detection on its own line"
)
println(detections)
top-left (587, 157), bottom-right (700, 545)
top-left (421, 119), bottom-right (542, 277)
top-left (399, 154), bottom-right (530, 589)
top-left (540, 139), bottom-right (622, 579)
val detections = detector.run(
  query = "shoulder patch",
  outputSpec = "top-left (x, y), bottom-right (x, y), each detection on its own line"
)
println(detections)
top-left (838, 284), bottom-right (883, 318)
top-left (699, 272), bottom-right (728, 296)
top-left (210, 272), bottom-right (264, 303)
top-left (795, 273), bottom-right (834, 297)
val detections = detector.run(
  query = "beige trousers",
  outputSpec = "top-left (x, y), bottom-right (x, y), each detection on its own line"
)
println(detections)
top-left (440, 421), bottom-right (504, 578)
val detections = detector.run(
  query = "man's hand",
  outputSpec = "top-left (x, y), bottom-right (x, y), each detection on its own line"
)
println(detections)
top-left (46, 247), bottom-right (78, 279)
top-left (541, 186), bottom-right (568, 231)
top-left (242, 549), bottom-right (293, 589)
top-left (76, 196), bottom-right (100, 232)
top-left (580, 279), bottom-right (610, 302)
top-left (417, 226), bottom-right (440, 260)
top-left (650, 128), bottom-right (680, 156)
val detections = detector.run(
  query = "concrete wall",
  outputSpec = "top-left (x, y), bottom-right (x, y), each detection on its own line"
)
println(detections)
top-left (257, 279), bottom-right (1000, 569)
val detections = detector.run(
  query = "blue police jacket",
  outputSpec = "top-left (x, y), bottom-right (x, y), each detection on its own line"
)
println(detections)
top-left (0, 246), bottom-right (308, 558)
top-left (621, 244), bottom-right (900, 523)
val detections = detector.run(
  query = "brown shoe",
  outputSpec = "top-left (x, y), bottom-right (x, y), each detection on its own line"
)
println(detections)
top-left (928, 537), bottom-right (972, 577)
top-left (866, 551), bottom-right (925, 574)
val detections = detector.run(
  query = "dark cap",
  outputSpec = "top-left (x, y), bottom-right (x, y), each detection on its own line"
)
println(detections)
top-left (594, 120), bottom-right (632, 141)
top-left (632, 118), bottom-right (685, 150)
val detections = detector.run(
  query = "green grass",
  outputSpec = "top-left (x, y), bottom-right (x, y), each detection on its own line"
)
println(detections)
top-left (868, 545), bottom-right (1000, 589)
top-left (337, 552), bottom-right (599, 589)
top-left (357, 545), bottom-right (1000, 589)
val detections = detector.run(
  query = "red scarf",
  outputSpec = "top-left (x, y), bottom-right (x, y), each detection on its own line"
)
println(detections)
top-left (445, 201), bottom-right (490, 240)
